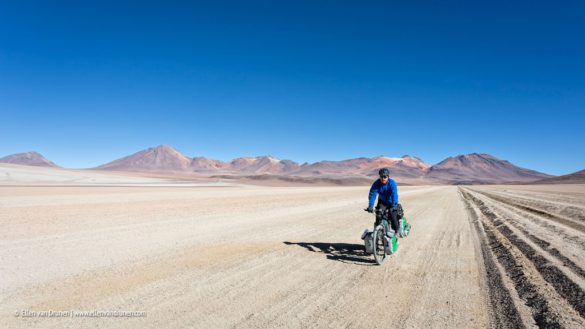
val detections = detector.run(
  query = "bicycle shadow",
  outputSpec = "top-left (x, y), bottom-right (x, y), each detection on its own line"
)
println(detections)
top-left (283, 241), bottom-right (376, 266)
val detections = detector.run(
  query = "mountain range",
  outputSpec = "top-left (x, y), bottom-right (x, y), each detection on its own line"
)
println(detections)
top-left (0, 144), bottom-right (554, 184)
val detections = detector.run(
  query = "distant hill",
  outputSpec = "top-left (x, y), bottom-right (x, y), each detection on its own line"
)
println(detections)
top-left (190, 157), bottom-right (228, 172)
top-left (296, 155), bottom-right (429, 178)
top-left (0, 151), bottom-right (59, 167)
top-left (426, 153), bottom-right (551, 184)
top-left (530, 169), bottom-right (585, 184)
top-left (227, 156), bottom-right (301, 174)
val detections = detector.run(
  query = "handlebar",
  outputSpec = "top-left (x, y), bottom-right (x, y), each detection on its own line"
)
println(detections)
top-left (364, 208), bottom-right (390, 214)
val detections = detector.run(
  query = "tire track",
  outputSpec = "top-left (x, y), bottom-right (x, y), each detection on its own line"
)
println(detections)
top-left (474, 192), bottom-right (585, 249)
top-left (471, 190), bottom-right (585, 281)
top-left (461, 188), bottom-right (585, 327)
top-left (474, 190), bottom-right (585, 233)
top-left (460, 189), bottom-right (526, 329)
top-left (471, 192), bottom-right (585, 281)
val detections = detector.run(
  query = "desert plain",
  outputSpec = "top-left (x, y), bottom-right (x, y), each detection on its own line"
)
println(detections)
top-left (1, 167), bottom-right (584, 328)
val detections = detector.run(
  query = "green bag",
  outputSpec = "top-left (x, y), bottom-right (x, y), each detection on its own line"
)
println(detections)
top-left (399, 217), bottom-right (411, 237)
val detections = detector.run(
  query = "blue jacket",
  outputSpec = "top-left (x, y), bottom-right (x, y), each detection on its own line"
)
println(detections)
top-left (368, 178), bottom-right (398, 208)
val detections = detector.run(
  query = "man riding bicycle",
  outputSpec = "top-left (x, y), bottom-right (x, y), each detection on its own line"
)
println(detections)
top-left (366, 168), bottom-right (403, 237)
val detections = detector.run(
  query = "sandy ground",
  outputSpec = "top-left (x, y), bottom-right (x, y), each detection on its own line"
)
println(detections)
top-left (0, 163), bottom-right (376, 188)
top-left (0, 163), bottom-right (173, 186)
top-left (1, 183), bottom-right (583, 328)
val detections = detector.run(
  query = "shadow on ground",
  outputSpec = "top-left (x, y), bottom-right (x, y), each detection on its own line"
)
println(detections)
top-left (283, 241), bottom-right (375, 265)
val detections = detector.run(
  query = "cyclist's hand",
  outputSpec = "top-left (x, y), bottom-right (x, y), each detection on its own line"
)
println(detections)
top-left (365, 206), bottom-right (374, 213)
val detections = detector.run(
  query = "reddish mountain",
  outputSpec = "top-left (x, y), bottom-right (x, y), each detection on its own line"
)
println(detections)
top-left (364, 155), bottom-right (430, 178)
top-left (297, 155), bottom-right (429, 178)
top-left (97, 144), bottom-right (191, 171)
top-left (190, 157), bottom-right (228, 171)
top-left (227, 156), bottom-right (301, 174)
top-left (0, 151), bottom-right (59, 167)
top-left (426, 153), bottom-right (551, 184)
top-left (297, 158), bottom-right (366, 175)
top-left (531, 169), bottom-right (585, 184)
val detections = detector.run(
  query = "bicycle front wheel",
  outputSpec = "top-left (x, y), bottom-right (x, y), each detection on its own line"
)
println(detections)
top-left (372, 224), bottom-right (387, 265)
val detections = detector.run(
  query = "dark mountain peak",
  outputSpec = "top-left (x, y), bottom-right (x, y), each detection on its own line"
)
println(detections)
top-left (437, 153), bottom-right (496, 165)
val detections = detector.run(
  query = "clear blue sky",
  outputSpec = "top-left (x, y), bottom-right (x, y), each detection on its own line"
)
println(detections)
top-left (1, 1), bottom-right (584, 175)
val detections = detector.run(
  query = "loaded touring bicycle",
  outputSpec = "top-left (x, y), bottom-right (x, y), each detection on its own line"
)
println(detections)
top-left (362, 204), bottom-right (411, 265)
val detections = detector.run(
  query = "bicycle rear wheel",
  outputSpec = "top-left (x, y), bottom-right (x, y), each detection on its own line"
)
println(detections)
top-left (372, 224), bottom-right (387, 265)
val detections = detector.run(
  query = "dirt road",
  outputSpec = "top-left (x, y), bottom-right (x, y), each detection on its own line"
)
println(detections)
top-left (1, 184), bottom-right (583, 328)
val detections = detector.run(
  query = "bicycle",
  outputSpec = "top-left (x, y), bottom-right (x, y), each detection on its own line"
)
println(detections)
top-left (362, 206), bottom-right (411, 265)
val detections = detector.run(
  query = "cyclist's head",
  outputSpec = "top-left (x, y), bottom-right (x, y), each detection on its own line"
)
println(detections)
top-left (378, 168), bottom-right (390, 182)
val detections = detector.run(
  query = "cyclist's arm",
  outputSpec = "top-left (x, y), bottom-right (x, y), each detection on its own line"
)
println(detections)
top-left (368, 182), bottom-right (379, 208)
top-left (390, 179), bottom-right (398, 206)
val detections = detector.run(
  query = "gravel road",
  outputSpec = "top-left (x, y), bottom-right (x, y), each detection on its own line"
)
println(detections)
top-left (2, 184), bottom-right (583, 328)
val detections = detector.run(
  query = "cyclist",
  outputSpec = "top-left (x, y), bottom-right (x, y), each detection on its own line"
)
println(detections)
top-left (366, 168), bottom-right (403, 237)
